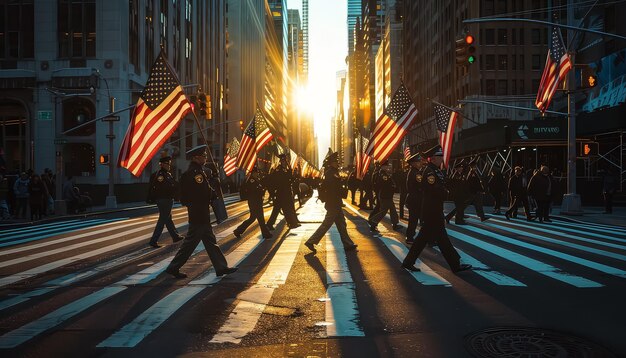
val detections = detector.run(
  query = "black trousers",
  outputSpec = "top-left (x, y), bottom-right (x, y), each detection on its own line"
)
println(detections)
top-left (403, 219), bottom-right (461, 271)
top-left (369, 196), bottom-right (399, 226)
top-left (150, 198), bottom-right (181, 244)
top-left (305, 207), bottom-right (355, 246)
top-left (405, 205), bottom-right (420, 240)
top-left (235, 198), bottom-right (271, 237)
top-left (399, 192), bottom-right (407, 218)
top-left (491, 191), bottom-right (503, 212)
top-left (535, 199), bottom-right (551, 221)
top-left (267, 194), bottom-right (299, 227)
top-left (505, 194), bottom-right (531, 219)
top-left (167, 222), bottom-right (229, 274)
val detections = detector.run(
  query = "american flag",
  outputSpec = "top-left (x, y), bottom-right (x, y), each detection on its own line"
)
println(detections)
top-left (403, 138), bottom-right (411, 161)
top-left (435, 104), bottom-right (458, 168)
top-left (300, 158), bottom-right (309, 177)
top-left (364, 84), bottom-right (418, 163)
top-left (236, 108), bottom-right (274, 173)
top-left (118, 51), bottom-right (192, 176)
top-left (535, 26), bottom-right (572, 113)
top-left (289, 148), bottom-right (298, 169)
top-left (355, 134), bottom-right (371, 180)
top-left (223, 138), bottom-right (240, 176)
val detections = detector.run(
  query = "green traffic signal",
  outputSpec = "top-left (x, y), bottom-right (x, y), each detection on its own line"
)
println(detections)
top-left (468, 55), bottom-right (475, 64)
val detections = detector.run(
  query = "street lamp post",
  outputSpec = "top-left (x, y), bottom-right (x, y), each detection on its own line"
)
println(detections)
top-left (103, 96), bottom-right (118, 209)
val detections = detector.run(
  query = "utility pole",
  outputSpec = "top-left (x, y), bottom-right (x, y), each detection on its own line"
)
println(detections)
top-left (103, 97), bottom-right (119, 209)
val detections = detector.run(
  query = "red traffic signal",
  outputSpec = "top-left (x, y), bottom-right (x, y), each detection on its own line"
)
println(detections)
top-left (465, 34), bottom-right (474, 45)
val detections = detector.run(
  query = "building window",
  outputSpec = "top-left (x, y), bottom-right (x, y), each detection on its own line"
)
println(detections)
top-left (519, 28), bottom-right (525, 45)
top-left (486, 79), bottom-right (496, 95)
top-left (532, 29), bottom-right (541, 44)
top-left (512, 79), bottom-right (517, 94)
top-left (0, 0), bottom-right (34, 59)
top-left (519, 80), bottom-right (525, 94)
top-left (145, 0), bottom-right (155, 71)
top-left (62, 97), bottom-right (96, 136)
top-left (498, 80), bottom-right (507, 95)
top-left (58, 0), bottom-right (96, 58)
top-left (532, 79), bottom-right (540, 92)
top-left (532, 54), bottom-right (541, 70)
top-left (483, 0), bottom-right (494, 16)
top-left (498, 55), bottom-right (507, 70)
top-left (64, 143), bottom-right (96, 177)
top-left (486, 54), bottom-right (495, 70)
top-left (512, 55), bottom-right (516, 70)
top-left (520, 55), bottom-right (525, 70)
top-left (498, 29), bottom-right (507, 44)
top-left (160, 0), bottom-right (168, 50)
top-left (511, 28), bottom-right (517, 45)
top-left (129, 0), bottom-right (140, 73)
top-left (497, 0), bottom-right (507, 14)
top-left (485, 29), bottom-right (495, 45)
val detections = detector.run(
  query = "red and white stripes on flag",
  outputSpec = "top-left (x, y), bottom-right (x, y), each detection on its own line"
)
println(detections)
top-left (403, 139), bottom-right (411, 161)
top-left (118, 51), bottom-right (192, 176)
top-left (289, 148), bottom-right (298, 169)
top-left (355, 134), bottom-right (371, 180)
top-left (535, 26), bottom-right (572, 113)
top-left (223, 138), bottom-right (240, 176)
top-left (434, 105), bottom-right (458, 168)
top-left (364, 84), bottom-right (418, 163)
top-left (236, 108), bottom-right (274, 173)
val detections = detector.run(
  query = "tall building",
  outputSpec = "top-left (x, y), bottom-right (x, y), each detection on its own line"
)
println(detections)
top-left (302, 0), bottom-right (309, 81)
top-left (361, 0), bottom-right (385, 132)
top-left (268, 0), bottom-right (289, 133)
top-left (0, 0), bottom-right (227, 202)
top-left (347, 0), bottom-right (361, 55)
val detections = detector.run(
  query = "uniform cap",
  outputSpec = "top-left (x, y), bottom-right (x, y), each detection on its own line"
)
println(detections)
top-left (185, 144), bottom-right (207, 158)
top-left (423, 144), bottom-right (443, 158)
top-left (323, 151), bottom-right (339, 165)
top-left (406, 152), bottom-right (422, 163)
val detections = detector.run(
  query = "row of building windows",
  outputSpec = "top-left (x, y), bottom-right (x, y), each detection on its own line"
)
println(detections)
top-left (481, 0), bottom-right (549, 18)
top-left (480, 53), bottom-right (544, 71)
top-left (483, 78), bottom-right (541, 96)
top-left (480, 27), bottom-right (549, 46)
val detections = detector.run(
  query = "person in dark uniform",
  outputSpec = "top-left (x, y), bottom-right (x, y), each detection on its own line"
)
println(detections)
top-left (504, 166), bottom-right (533, 221)
top-left (234, 167), bottom-right (272, 239)
top-left (368, 161), bottom-right (400, 232)
top-left (394, 164), bottom-right (409, 220)
top-left (369, 162), bottom-right (382, 216)
top-left (347, 169), bottom-right (359, 205)
top-left (401, 145), bottom-right (472, 273)
top-left (359, 169), bottom-right (373, 209)
top-left (527, 165), bottom-right (553, 223)
top-left (304, 151), bottom-right (358, 254)
top-left (465, 157), bottom-right (489, 222)
top-left (488, 167), bottom-right (506, 214)
top-left (404, 152), bottom-right (426, 244)
top-left (444, 161), bottom-right (469, 224)
top-left (206, 163), bottom-right (228, 224)
top-left (147, 154), bottom-right (184, 248)
top-left (165, 145), bottom-right (237, 279)
top-left (266, 154), bottom-right (300, 230)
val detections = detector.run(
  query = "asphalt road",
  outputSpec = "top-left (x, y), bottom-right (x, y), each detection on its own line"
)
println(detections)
top-left (0, 194), bottom-right (624, 357)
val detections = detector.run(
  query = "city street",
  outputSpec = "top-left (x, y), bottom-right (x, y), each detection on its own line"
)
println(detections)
top-left (0, 195), bottom-right (624, 357)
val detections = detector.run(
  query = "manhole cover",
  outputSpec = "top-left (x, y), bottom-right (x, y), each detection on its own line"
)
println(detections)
top-left (464, 327), bottom-right (617, 358)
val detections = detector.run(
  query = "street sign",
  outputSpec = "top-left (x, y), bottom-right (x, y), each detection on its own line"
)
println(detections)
top-left (54, 138), bottom-right (68, 145)
top-left (103, 115), bottom-right (120, 122)
top-left (38, 111), bottom-right (53, 120)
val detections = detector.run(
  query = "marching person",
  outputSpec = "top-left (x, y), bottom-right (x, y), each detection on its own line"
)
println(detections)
top-left (394, 164), bottom-right (409, 220)
top-left (527, 165), bottom-right (553, 223)
top-left (404, 152), bottom-right (425, 244)
top-left (233, 167), bottom-right (272, 239)
top-left (368, 161), bottom-right (401, 233)
top-left (401, 145), bottom-right (472, 273)
top-left (147, 153), bottom-right (185, 248)
top-left (488, 167), bottom-right (506, 214)
top-left (165, 145), bottom-right (237, 279)
top-left (504, 166), bottom-right (534, 221)
top-left (304, 151), bottom-right (358, 254)
top-left (266, 153), bottom-right (300, 230)
top-left (465, 157), bottom-right (489, 222)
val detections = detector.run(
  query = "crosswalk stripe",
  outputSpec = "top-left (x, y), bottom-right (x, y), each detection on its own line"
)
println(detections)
top-left (474, 219), bottom-right (626, 261)
top-left (342, 202), bottom-right (450, 286)
top-left (97, 230), bottom-right (264, 348)
top-left (546, 218), bottom-right (626, 237)
top-left (447, 228), bottom-right (603, 288)
top-left (0, 247), bottom-right (155, 312)
top-left (0, 219), bottom-right (124, 245)
top-left (0, 219), bottom-right (82, 236)
top-left (482, 215), bottom-right (626, 245)
top-left (324, 227), bottom-right (364, 337)
top-left (551, 216), bottom-right (625, 230)
top-left (459, 225), bottom-right (626, 278)
top-left (209, 232), bottom-right (303, 344)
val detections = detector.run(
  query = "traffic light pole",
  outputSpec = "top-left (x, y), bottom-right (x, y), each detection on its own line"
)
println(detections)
top-left (104, 97), bottom-right (118, 209)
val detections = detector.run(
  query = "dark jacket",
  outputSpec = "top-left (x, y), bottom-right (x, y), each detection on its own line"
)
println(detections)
top-left (180, 162), bottom-right (214, 224)
top-left (405, 166), bottom-right (423, 209)
top-left (488, 171), bottom-right (506, 193)
top-left (378, 169), bottom-right (397, 199)
top-left (147, 168), bottom-right (178, 202)
top-left (321, 166), bottom-right (347, 209)
top-left (466, 168), bottom-right (484, 193)
top-left (527, 173), bottom-right (553, 201)
top-left (242, 175), bottom-right (265, 203)
top-left (508, 174), bottom-right (527, 196)
top-left (421, 163), bottom-right (447, 223)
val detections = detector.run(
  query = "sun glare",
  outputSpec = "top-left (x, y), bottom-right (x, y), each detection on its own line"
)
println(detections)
top-left (296, 85), bottom-right (313, 114)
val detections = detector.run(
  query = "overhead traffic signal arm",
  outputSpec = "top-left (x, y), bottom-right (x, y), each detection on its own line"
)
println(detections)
top-left (455, 33), bottom-right (476, 66)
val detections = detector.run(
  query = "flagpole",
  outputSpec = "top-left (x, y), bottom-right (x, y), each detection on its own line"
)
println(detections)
top-left (430, 99), bottom-right (481, 126)
top-left (189, 109), bottom-right (218, 169)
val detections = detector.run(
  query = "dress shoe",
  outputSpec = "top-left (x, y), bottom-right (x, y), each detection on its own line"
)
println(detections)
top-left (233, 231), bottom-right (242, 239)
top-left (216, 267), bottom-right (238, 277)
top-left (405, 238), bottom-right (415, 245)
top-left (454, 220), bottom-right (468, 225)
top-left (345, 244), bottom-right (358, 251)
top-left (165, 268), bottom-right (187, 279)
top-left (452, 263), bottom-right (472, 273)
top-left (480, 216), bottom-right (490, 222)
top-left (504, 212), bottom-right (511, 221)
top-left (289, 223), bottom-right (302, 229)
top-left (369, 225), bottom-right (380, 233)
top-left (149, 242), bottom-right (162, 248)
top-left (401, 263), bottom-right (421, 272)
top-left (445, 217), bottom-right (451, 224)
top-left (267, 225), bottom-right (275, 231)
top-left (304, 242), bottom-right (317, 254)
top-left (173, 235), bottom-right (185, 243)
top-left (544, 218), bottom-right (552, 223)
top-left (527, 216), bottom-right (535, 221)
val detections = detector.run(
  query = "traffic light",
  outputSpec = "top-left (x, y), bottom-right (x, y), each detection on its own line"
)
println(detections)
top-left (579, 142), bottom-right (598, 156)
top-left (455, 33), bottom-right (476, 66)
top-left (197, 92), bottom-right (208, 119)
top-left (99, 154), bottom-right (109, 165)
top-left (239, 120), bottom-right (244, 131)
top-left (580, 65), bottom-right (598, 89)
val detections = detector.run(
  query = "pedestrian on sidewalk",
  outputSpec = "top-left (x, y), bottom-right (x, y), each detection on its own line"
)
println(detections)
top-left (28, 174), bottom-right (47, 221)
top-left (488, 167), bottom-right (506, 214)
top-left (368, 161), bottom-right (400, 233)
top-left (0, 174), bottom-right (11, 219)
top-left (13, 172), bottom-right (29, 219)
top-left (401, 145), bottom-right (472, 273)
top-left (165, 145), bottom-right (237, 279)
top-left (234, 167), bottom-right (272, 239)
top-left (527, 165), bottom-right (553, 223)
top-left (504, 166), bottom-right (533, 221)
top-left (147, 153), bottom-right (185, 248)
top-left (304, 151), bottom-right (357, 254)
